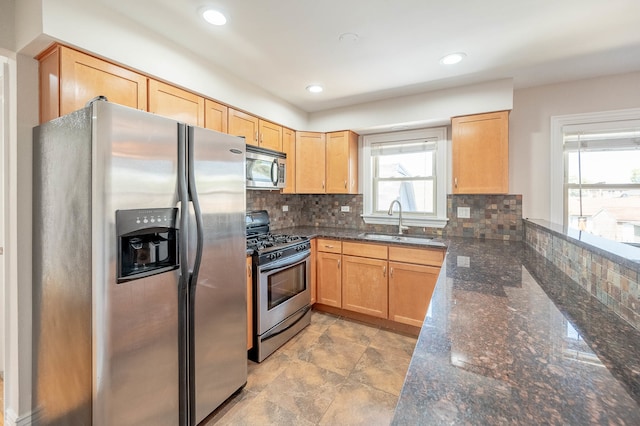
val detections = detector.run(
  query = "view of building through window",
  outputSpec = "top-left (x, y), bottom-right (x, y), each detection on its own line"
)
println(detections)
top-left (372, 142), bottom-right (436, 216)
top-left (564, 127), bottom-right (640, 246)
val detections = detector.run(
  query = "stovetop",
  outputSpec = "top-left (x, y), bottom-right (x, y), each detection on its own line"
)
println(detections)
top-left (246, 210), bottom-right (310, 264)
top-left (246, 233), bottom-right (308, 252)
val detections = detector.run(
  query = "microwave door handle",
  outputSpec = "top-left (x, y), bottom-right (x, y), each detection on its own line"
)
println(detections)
top-left (271, 159), bottom-right (279, 186)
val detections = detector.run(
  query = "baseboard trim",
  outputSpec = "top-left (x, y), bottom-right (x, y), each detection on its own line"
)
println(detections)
top-left (312, 304), bottom-right (421, 337)
top-left (5, 407), bottom-right (40, 426)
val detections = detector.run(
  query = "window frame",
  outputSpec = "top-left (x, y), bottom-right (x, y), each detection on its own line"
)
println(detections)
top-left (550, 108), bottom-right (640, 226)
top-left (362, 127), bottom-right (449, 228)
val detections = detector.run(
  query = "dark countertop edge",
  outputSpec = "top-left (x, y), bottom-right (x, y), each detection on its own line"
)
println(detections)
top-left (524, 218), bottom-right (640, 271)
top-left (272, 226), bottom-right (448, 249)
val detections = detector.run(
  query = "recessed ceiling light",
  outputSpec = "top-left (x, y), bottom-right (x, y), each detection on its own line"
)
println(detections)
top-left (306, 85), bottom-right (323, 93)
top-left (339, 33), bottom-right (359, 43)
top-left (440, 52), bottom-right (466, 65)
top-left (201, 8), bottom-right (227, 26)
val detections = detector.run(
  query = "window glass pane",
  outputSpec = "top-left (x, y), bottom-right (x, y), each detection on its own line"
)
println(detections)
top-left (377, 151), bottom-right (433, 178)
top-left (376, 180), bottom-right (434, 214)
top-left (567, 188), bottom-right (640, 244)
top-left (567, 150), bottom-right (640, 185)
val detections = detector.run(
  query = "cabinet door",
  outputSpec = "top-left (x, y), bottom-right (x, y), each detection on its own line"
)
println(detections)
top-left (259, 120), bottom-right (283, 151)
top-left (316, 252), bottom-right (342, 307)
top-left (326, 130), bottom-right (358, 194)
top-left (204, 99), bottom-right (228, 133)
top-left (229, 108), bottom-right (259, 146)
top-left (341, 255), bottom-right (388, 319)
top-left (148, 79), bottom-right (204, 126)
top-left (295, 132), bottom-right (326, 193)
top-left (246, 256), bottom-right (253, 350)
top-left (55, 45), bottom-right (147, 120)
top-left (389, 262), bottom-right (439, 327)
top-left (282, 128), bottom-right (296, 193)
top-left (452, 110), bottom-right (509, 194)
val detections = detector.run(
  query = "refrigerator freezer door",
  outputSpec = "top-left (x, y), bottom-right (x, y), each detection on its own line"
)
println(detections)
top-left (92, 102), bottom-right (181, 425)
top-left (187, 125), bottom-right (247, 423)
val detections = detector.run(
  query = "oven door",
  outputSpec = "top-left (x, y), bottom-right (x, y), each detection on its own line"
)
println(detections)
top-left (256, 250), bottom-right (311, 335)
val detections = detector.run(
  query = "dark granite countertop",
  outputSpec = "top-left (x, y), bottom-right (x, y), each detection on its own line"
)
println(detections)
top-left (392, 238), bottom-right (640, 425)
top-left (267, 226), bottom-right (640, 423)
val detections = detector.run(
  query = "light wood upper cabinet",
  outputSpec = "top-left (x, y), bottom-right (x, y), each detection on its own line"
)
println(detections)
top-left (296, 132), bottom-right (327, 193)
top-left (282, 128), bottom-right (296, 193)
top-left (452, 110), bottom-right (509, 194)
top-left (295, 131), bottom-right (358, 194)
top-left (259, 120), bottom-right (283, 151)
top-left (148, 79), bottom-right (204, 126)
top-left (326, 131), bottom-right (358, 194)
top-left (228, 108), bottom-right (259, 145)
top-left (38, 44), bottom-right (148, 123)
top-left (204, 99), bottom-right (228, 133)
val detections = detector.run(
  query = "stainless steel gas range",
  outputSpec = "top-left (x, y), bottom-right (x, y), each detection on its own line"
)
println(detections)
top-left (246, 210), bottom-right (311, 362)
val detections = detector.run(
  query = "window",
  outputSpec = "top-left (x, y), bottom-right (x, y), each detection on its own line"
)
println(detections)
top-left (551, 109), bottom-right (640, 246)
top-left (362, 128), bottom-right (448, 228)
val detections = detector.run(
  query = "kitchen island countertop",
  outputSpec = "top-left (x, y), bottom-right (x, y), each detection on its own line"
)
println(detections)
top-left (277, 227), bottom-right (640, 424)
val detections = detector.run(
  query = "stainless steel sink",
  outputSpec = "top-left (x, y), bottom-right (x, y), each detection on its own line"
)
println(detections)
top-left (358, 233), bottom-right (433, 245)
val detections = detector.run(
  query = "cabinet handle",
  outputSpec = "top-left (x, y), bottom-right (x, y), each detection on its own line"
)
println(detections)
top-left (255, 131), bottom-right (259, 143)
top-left (383, 266), bottom-right (386, 277)
top-left (322, 180), bottom-right (325, 190)
top-left (338, 259), bottom-right (341, 268)
top-left (454, 177), bottom-right (458, 188)
top-left (390, 267), bottom-right (394, 278)
top-left (344, 180), bottom-right (347, 189)
top-left (260, 133), bottom-right (263, 143)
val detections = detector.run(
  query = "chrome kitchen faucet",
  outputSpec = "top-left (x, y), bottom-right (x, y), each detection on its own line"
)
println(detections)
top-left (388, 200), bottom-right (409, 235)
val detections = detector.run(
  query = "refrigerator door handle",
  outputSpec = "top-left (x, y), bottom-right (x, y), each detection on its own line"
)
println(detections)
top-left (187, 126), bottom-right (204, 285)
top-left (177, 123), bottom-right (190, 426)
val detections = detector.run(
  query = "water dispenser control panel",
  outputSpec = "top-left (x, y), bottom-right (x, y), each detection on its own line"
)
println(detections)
top-left (116, 207), bottom-right (179, 283)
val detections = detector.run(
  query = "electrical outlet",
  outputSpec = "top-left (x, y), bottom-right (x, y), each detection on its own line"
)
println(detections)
top-left (341, 206), bottom-right (350, 212)
top-left (282, 205), bottom-right (289, 212)
top-left (457, 206), bottom-right (470, 218)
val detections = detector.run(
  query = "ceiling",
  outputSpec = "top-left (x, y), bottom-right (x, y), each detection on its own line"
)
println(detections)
top-left (98, 0), bottom-right (640, 113)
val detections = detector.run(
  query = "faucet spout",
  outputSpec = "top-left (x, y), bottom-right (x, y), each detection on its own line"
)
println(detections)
top-left (387, 200), bottom-right (408, 235)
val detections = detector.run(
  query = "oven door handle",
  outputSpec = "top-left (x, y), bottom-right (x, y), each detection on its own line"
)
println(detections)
top-left (259, 250), bottom-right (310, 274)
top-left (262, 305), bottom-right (312, 342)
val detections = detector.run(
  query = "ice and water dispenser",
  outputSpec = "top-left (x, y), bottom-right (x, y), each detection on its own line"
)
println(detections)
top-left (116, 208), bottom-right (179, 283)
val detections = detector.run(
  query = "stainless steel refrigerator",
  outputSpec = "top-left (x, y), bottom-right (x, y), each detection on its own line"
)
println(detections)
top-left (32, 100), bottom-right (247, 425)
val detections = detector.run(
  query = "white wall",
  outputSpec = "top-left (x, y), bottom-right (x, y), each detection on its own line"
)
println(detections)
top-left (0, 58), bottom-right (6, 380)
top-left (308, 79), bottom-right (514, 133)
top-left (510, 71), bottom-right (640, 220)
top-left (14, 0), bottom-right (310, 131)
top-left (0, 0), bottom-right (15, 51)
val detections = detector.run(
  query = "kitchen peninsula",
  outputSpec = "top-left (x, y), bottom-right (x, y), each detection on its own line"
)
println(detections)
top-left (278, 224), bottom-right (640, 424)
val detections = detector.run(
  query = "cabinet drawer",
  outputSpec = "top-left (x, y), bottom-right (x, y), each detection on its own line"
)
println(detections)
top-left (342, 242), bottom-right (388, 260)
top-left (317, 238), bottom-right (342, 253)
top-left (388, 246), bottom-right (444, 266)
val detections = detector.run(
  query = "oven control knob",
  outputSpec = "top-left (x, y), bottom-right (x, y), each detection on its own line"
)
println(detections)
top-left (277, 252), bottom-right (282, 258)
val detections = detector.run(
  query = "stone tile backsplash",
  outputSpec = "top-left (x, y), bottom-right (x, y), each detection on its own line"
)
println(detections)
top-left (524, 220), bottom-right (640, 330)
top-left (247, 191), bottom-right (522, 241)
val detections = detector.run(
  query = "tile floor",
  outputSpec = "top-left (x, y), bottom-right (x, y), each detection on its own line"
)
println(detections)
top-left (203, 311), bottom-right (417, 425)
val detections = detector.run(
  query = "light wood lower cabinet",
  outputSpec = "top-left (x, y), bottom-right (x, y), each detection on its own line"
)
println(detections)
top-left (389, 262), bottom-right (439, 327)
top-left (342, 255), bottom-right (388, 319)
top-left (246, 256), bottom-right (253, 350)
top-left (315, 239), bottom-right (444, 328)
top-left (316, 239), bottom-right (342, 307)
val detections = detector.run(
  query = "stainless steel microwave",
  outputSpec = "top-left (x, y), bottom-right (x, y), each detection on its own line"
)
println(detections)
top-left (246, 145), bottom-right (286, 190)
